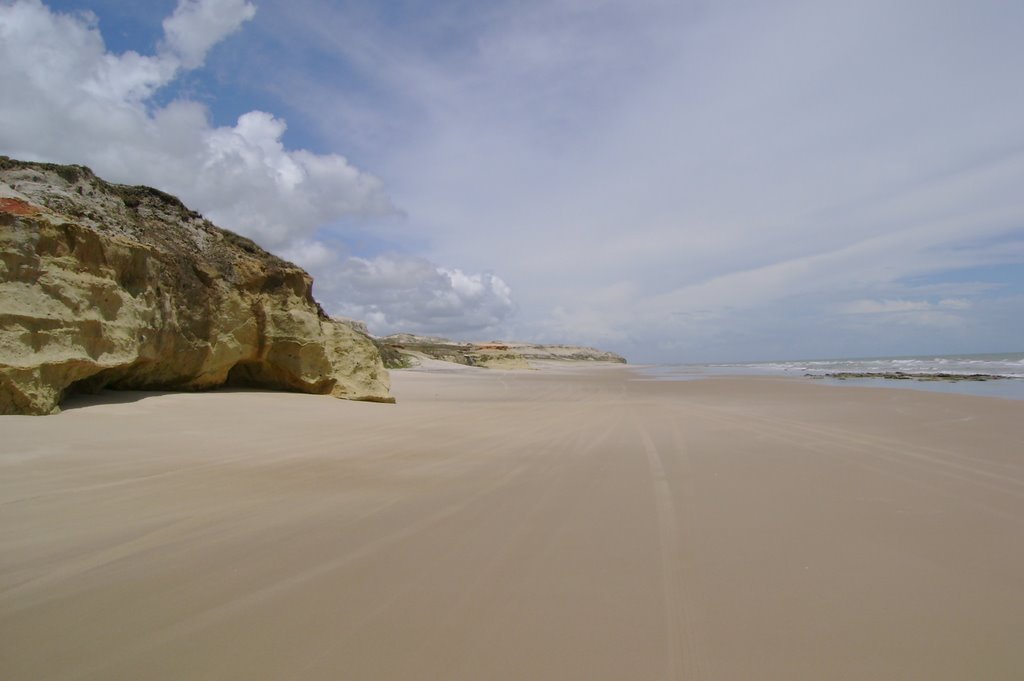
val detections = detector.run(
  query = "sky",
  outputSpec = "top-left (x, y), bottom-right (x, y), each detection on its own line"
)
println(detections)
top-left (1, 0), bottom-right (1022, 363)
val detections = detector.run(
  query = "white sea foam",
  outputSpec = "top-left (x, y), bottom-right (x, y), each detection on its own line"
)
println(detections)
top-left (636, 353), bottom-right (1024, 399)
top-left (707, 353), bottom-right (1024, 379)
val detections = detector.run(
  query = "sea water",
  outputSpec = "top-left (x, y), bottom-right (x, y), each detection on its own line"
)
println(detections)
top-left (635, 352), bottom-right (1024, 400)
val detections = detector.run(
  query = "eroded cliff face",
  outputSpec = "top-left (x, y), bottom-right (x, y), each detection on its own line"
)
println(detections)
top-left (0, 157), bottom-right (392, 414)
top-left (378, 335), bottom-right (627, 369)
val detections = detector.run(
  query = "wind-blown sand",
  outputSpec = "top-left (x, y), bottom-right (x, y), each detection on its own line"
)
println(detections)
top-left (2, 365), bottom-right (1023, 680)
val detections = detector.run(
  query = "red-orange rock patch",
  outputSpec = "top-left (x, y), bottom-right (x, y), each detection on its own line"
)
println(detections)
top-left (0, 197), bottom-right (42, 216)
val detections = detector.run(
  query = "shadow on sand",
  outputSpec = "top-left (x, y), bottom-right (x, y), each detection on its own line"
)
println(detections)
top-left (59, 387), bottom-right (280, 412)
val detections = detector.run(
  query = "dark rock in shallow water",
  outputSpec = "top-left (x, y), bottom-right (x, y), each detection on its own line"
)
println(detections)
top-left (809, 371), bottom-right (1011, 382)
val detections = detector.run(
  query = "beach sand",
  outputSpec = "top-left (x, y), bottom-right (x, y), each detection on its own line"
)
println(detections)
top-left (2, 364), bottom-right (1023, 680)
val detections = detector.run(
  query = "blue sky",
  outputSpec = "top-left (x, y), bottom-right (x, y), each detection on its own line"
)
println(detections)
top-left (2, 0), bottom-right (1022, 362)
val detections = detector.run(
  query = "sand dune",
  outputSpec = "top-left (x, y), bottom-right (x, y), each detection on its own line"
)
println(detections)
top-left (2, 366), bottom-right (1023, 680)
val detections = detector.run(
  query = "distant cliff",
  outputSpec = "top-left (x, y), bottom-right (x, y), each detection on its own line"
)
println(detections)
top-left (379, 334), bottom-right (626, 369)
top-left (0, 157), bottom-right (393, 415)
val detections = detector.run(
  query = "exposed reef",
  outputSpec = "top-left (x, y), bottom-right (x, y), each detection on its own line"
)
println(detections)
top-left (809, 371), bottom-right (1013, 382)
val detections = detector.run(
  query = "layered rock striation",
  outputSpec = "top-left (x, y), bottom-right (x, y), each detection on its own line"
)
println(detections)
top-left (499, 342), bottom-right (627, 364)
top-left (0, 157), bottom-right (393, 414)
top-left (380, 335), bottom-right (626, 369)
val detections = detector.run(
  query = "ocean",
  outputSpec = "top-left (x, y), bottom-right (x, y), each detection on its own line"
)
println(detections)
top-left (636, 352), bottom-right (1024, 400)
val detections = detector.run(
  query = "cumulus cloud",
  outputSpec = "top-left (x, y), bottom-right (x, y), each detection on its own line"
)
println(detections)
top-left (0, 0), bottom-right (392, 249)
top-left (0, 0), bottom-right (521, 339)
top-left (309, 253), bottom-right (515, 337)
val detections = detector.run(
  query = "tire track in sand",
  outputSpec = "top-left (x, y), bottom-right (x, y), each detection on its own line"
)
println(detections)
top-left (636, 412), bottom-right (711, 681)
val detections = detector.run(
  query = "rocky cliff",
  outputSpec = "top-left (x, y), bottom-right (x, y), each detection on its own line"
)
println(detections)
top-left (0, 157), bottom-right (393, 415)
top-left (497, 342), bottom-right (627, 364)
top-left (379, 335), bottom-right (626, 369)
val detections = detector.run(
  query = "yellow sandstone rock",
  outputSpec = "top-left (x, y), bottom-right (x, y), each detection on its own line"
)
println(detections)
top-left (0, 157), bottom-right (392, 414)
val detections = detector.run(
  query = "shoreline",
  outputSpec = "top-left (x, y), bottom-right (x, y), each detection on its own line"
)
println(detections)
top-left (3, 364), bottom-right (1023, 680)
top-left (631, 362), bottom-right (1024, 401)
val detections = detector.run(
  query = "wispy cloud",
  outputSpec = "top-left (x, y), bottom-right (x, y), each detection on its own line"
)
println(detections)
top-left (839, 299), bottom-right (971, 315)
top-left (247, 1), bottom-right (1024, 347)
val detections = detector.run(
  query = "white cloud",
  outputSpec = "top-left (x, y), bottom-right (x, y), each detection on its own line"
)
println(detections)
top-left (278, 239), bottom-right (337, 270)
top-left (0, 0), bottom-right (393, 251)
top-left (161, 0), bottom-right (256, 69)
top-left (311, 254), bottom-right (515, 337)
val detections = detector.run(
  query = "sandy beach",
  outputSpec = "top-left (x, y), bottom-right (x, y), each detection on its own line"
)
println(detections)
top-left (2, 364), bottom-right (1023, 680)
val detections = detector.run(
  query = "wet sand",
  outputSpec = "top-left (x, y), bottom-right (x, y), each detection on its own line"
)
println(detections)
top-left (2, 365), bottom-right (1023, 680)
